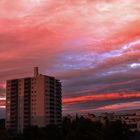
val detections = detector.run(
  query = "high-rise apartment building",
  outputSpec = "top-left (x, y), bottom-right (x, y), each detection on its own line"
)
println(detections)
top-left (6, 67), bottom-right (62, 134)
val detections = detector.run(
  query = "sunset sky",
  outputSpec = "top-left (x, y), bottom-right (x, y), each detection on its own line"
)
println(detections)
top-left (0, 0), bottom-right (140, 118)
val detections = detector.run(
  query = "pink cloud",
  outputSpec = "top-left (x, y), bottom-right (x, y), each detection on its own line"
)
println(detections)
top-left (0, 0), bottom-right (140, 114)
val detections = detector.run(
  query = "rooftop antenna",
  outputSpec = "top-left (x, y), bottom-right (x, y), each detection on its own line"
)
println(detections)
top-left (34, 67), bottom-right (39, 77)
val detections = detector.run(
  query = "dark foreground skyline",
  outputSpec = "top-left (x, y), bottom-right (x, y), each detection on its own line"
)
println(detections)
top-left (0, 0), bottom-right (140, 117)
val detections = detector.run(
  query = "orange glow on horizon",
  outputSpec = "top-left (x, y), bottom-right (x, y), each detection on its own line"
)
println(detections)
top-left (1, 92), bottom-right (140, 108)
top-left (0, 100), bottom-right (6, 108)
top-left (1, 92), bottom-right (140, 111)
top-left (63, 92), bottom-right (140, 105)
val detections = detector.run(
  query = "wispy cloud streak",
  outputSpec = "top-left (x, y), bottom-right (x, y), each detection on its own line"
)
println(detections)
top-left (0, 0), bottom-right (140, 114)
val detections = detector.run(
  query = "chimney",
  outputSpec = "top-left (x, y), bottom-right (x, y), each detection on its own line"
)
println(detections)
top-left (34, 67), bottom-right (39, 77)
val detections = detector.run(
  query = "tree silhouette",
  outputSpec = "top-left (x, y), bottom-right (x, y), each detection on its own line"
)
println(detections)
top-left (102, 120), bottom-right (132, 140)
top-left (0, 116), bottom-right (134, 140)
